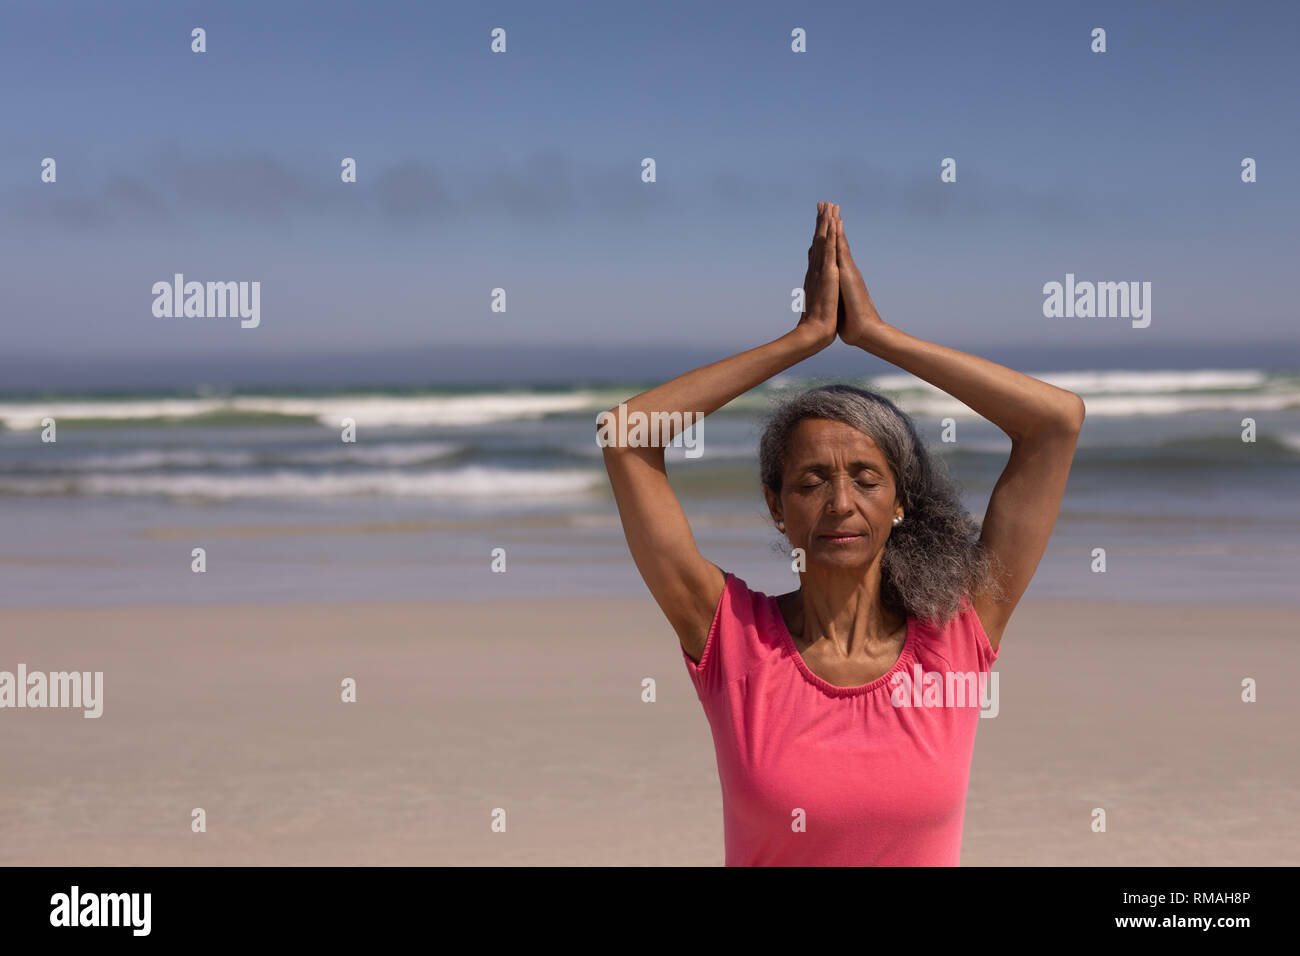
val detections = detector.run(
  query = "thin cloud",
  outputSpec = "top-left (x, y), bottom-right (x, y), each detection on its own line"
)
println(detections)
top-left (1, 148), bottom-right (1098, 235)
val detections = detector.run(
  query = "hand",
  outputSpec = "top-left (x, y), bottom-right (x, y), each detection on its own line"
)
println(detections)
top-left (794, 202), bottom-right (840, 350)
top-left (835, 214), bottom-right (889, 348)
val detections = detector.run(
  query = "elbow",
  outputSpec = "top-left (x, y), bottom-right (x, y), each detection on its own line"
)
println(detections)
top-left (1060, 392), bottom-right (1086, 433)
top-left (1047, 392), bottom-right (1086, 438)
top-left (1019, 392), bottom-right (1085, 443)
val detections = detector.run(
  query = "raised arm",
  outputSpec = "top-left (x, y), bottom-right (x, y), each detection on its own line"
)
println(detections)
top-left (835, 214), bottom-right (1084, 650)
top-left (601, 202), bottom-right (842, 662)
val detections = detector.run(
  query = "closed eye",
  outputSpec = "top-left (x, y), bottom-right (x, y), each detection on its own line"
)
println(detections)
top-left (799, 477), bottom-right (879, 490)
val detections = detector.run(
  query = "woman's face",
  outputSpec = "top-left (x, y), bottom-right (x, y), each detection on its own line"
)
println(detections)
top-left (765, 417), bottom-right (903, 569)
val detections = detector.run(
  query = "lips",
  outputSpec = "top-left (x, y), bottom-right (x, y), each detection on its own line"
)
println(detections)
top-left (818, 532), bottom-right (863, 541)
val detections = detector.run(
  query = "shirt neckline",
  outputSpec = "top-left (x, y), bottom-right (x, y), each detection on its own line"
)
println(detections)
top-left (769, 593), bottom-right (917, 698)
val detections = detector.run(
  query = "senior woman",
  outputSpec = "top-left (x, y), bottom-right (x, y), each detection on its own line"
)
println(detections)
top-left (600, 202), bottom-right (1084, 866)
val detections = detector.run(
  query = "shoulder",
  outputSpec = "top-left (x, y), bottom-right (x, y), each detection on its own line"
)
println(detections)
top-left (681, 571), bottom-right (786, 699)
top-left (969, 589), bottom-right (1009, 652)
top-left (913, 593), bottom-right (999, 674)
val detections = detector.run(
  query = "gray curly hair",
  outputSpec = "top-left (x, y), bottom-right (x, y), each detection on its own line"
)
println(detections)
top-left (758, 383), bottom-right (1005, 627)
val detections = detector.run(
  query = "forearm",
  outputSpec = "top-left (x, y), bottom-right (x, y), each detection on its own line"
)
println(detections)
top-left (602, 329), bottom-right (822, 448)
top-left (853, 324), bottom-right (1084, 442)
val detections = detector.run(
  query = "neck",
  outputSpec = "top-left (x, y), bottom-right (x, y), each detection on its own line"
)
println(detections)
top-left (786, 563), bottom-right (904, 654)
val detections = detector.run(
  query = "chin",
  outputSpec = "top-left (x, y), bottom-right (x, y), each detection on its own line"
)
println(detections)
top-left (810, 550), bottom-right (874, 569)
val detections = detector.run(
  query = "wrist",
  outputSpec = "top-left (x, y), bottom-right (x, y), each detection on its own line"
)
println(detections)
top-left (846, 321), bottom-right (897, 353)
top-left (787, 324), bottom-right (832, 356)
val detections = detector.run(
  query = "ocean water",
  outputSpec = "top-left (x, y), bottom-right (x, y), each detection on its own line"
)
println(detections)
top-left (1, 367), bottom-right (1297, 607)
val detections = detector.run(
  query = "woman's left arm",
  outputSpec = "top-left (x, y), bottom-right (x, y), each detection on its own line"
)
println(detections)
top-left (836, 221), bottom-right (1084, 648)
top-left (852, 323), bottom-right (1083, 647)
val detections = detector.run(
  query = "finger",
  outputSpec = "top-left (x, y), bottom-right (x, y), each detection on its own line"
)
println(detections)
top-left (809, 201), bottom-right (826, 261)
top-left (815, 201), bottom-right (830, 241)
top-left (821, 206), bottom-right (838, 271)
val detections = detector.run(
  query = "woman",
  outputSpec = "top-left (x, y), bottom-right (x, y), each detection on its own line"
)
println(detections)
top-left (600, 202), bottom-right (1084, 865)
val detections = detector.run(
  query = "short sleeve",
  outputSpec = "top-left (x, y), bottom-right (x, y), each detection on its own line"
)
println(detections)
top-left (960, 593), bottom-right (1000, 673)
top-left (680, 571), bottom-right (763, 700)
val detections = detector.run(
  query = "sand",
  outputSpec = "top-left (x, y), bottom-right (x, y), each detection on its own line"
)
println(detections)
top-left (2, 595), bottom-right (1297, 866)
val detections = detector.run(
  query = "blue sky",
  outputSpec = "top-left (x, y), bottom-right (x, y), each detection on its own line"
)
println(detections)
top-left (2, 0), bottom-right (1297, 372)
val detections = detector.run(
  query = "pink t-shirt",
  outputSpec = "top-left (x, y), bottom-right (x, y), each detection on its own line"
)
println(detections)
top-left (681, 571), bottom-right (999, 866)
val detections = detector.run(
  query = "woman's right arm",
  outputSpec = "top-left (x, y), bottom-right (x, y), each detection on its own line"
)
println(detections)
top-left (600, 203), bottom-right (842, 661)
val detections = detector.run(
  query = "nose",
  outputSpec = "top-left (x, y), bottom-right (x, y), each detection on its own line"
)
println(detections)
top-left (826, 475), bottom-right (855, 514)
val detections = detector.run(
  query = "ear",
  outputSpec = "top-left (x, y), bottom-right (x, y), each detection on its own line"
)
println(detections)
top-left (763, 485), bottom-right (783, 525)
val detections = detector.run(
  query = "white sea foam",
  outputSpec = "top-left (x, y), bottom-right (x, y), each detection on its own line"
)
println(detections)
top-left (869, 368), bottom-right (1275, 396)
top-left (270, 441), bottom-right (462, 465)
top-left (0, 466), bottom-right (604, 500)
top-left (221, 393), bottom-right (600, 427)
top-left (51, 442), bottom-right (461, 470)
top-left (898, 390), bottom-right (1300, 418)
top-left (61, 449), bottom-right (258, 470)
top-left (5, 371), bottom-right (1289, 431)
top-left (2, 372), bottom-right (1290, 432)
top-left (0, 397), bottom-right (230, 430)
top-left (1028, 369), bottom-right (1271, 394)
top-left (0, 393), bottom-right (601, 430)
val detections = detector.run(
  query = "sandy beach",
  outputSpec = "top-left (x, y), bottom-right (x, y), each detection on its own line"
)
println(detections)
top-left (3, 593), bottom-right (1296, 866)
